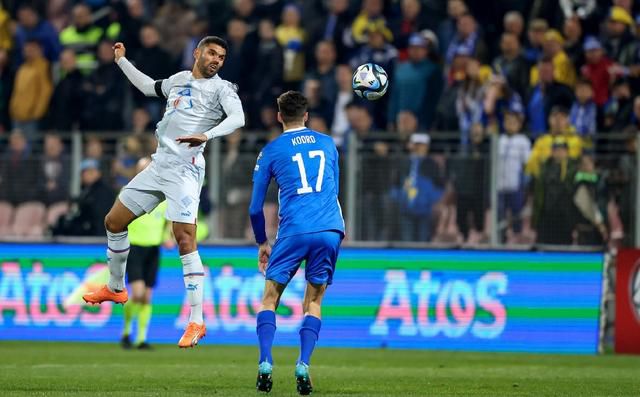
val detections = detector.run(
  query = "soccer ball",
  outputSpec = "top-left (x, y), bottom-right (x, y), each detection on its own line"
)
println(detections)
top-left (352, 63), bottom-right (389, 101)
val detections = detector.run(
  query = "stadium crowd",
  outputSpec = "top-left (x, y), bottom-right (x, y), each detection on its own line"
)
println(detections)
top-left (0, 0), bottom-right (638, 247)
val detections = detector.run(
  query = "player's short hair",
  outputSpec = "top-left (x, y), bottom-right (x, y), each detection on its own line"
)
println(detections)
top-left (197, 36), bottom-right (228, 52)
top-left (277, 91), bottom-right (308, 123)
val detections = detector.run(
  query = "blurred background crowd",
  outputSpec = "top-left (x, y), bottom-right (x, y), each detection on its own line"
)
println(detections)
top-left (0, 0), bottom-right (638, 248)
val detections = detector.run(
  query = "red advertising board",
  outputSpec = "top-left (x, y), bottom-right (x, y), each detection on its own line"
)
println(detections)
top-left (615, 249), bottom-right (640, 354)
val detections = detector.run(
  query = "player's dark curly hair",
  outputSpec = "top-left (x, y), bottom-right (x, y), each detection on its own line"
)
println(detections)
top-left (197, 36), bottom-right (228, 51)
top-left (277, 91), bottom-right (308, 123)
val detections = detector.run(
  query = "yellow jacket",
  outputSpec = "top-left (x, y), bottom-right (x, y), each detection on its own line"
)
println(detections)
top-left (525, 132), bottom-right (583, 176)
top-left (9, 57), bottom-right (52, 122)
top-left (530, 51), bottom-right (576, 87)
top-left (0, 7), bottom-right (12, 50)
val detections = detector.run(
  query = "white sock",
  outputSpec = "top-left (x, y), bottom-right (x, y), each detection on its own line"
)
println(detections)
top-left (181, 251), bottom-right (204, 325)
top-left (106, 230), bottom-right (129, 292)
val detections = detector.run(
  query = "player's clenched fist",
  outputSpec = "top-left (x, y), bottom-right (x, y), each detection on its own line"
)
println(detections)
top-left (113, 42), bottom-right (126, 63)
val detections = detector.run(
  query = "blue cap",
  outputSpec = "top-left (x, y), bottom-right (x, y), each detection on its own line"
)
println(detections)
top-left (80, 158), bottom-right (100, 172)
top-left (408, 33), bottom-right (428, 47)
top-left (506, 100), bottom-right (524, 115)
top-left (583, 36), bottom-right (602, 51)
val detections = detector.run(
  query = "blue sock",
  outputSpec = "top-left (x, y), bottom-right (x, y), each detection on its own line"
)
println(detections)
top-left (298, 315), bottom-right (321, 365)
top-left (256, 310), bottom-right (276, 364)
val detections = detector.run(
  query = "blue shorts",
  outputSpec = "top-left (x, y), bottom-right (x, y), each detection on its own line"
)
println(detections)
top-left (266, 231), bottom-right (343, 286)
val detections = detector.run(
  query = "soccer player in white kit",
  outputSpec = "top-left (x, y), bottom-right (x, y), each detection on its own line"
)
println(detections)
top-left (82, 36), bottom-right (244, 348)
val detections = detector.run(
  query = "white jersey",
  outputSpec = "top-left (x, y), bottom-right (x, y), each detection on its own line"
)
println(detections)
top-left (154, 71), bottom-right (242, 165)
top-left (498, 133), bottom-right (531, 192)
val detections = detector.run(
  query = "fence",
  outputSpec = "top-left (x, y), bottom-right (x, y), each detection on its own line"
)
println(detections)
top-left (0, 130), bottom-right (636, 249)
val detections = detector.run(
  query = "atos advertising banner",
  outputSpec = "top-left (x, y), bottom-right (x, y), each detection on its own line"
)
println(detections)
top-left (0, 244), bottom-right (603, 354)
top-left (615, 249), bottom-right (640, 354)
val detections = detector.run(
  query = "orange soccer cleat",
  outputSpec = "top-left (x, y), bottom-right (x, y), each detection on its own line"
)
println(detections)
top-left (82, 285), bottom-right (128, 305)
top-left (178, 322), bottom-right (206, 348)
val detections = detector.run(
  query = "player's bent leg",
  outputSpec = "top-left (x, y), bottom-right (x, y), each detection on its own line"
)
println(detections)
top-left (83, 200), bottom-right (139, 305)
top-left (256, 280), bottom-right (286, 392)
top-left (174, 222), bottom-right (206, 348)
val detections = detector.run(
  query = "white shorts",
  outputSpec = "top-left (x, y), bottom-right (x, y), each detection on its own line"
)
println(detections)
top-left (119, 155), bottom-right (204, 224)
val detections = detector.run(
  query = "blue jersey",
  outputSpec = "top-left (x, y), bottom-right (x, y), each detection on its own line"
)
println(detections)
top-left (249, 127), bottom-right (345, 244)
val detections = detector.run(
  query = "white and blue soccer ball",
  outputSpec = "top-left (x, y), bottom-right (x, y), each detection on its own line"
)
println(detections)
top-left (352, 63), bottom-right (389, 101)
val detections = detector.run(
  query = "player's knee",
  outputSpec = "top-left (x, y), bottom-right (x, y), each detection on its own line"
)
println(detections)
top-left (174, 229), bottom-right (196, 255)
top-left (104, 212), bottom-right (126, 233)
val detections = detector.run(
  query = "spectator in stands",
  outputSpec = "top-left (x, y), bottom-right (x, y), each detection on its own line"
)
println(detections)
top-left (445, 13), bottom-right (488, 64)
top-left (0, 48), bottom-right (13, 133)
top-left (483, 75), bottom-right (524, 135)
top-left (84, 135), bottom-right (111, 180)
top-left (39, 133), bottom-right (70, 205)
top-left (14, 4), bottom-right (61, 65)
top-left (498, 103), bottom-right (531, 242)
top-left (610, 131), bottom-right (636, 245)
top-left (9, 40), bottom-right (52, 139)
top-left (360, 136), bottom-right (394, 241)
top-left (573, 154), bottom-right (607, 246)
top-left (392, 133), bottom-right (444, 242)
top-left (222, 18), bottom-right (255, 99)
top-left (523, 19), bottom-right (547, 65)
top-left (448, 124), bottom-right (489, 244)
top-left (601, 6), bottom-right (636, 65)
top-left (0, 5), bottom-right (12, 51)
top-left (307, 0), bottom-right (352, 65)
top-left (150, 1), bottom-right (196, 59)
top-left (349, 20), bottom-right (397, 76)
top-left (603, 77), bottom-right (633, 132)
top-left (276, 4), bottom-right (306, 90)
top-left (563, 17), bottom-right (584, 69)
top-left (303, 78), bottom-right (333, 128)
top-left (115, 0), bottom-right (146, 60)
top-left (527, 105), bottom-right (583, 177)
top-left (53, 158), bottom-right (115, 236)
top-left (0, 130), bottom-right (40, 205)
top-left (351, 0), bottom-right (386, 46)
top-left (250, 19), bottom-right (283, 127)
top-left (437, 0), bottom-right (468, 59)
top-left (503, 11), bottom-right (524, 40)
top-left (388, 33), bottom-right (442, 131)
top-left (60, 3), bottom-right (104, 73)
top-left (391, 0), bottom-right (429, 61)
top-left (559, 0), bottom-right (598, 35)
top-left (569, 78), bottom-right (597, 138)
top-left (492, 32), bottom-right (529, 101)
top-left (46, 49), bottom-right (85, 131)
top-left (395, 110), bottom-right (418, 143)
top-left (455, 56), bottom-right (485, 148)
top-left (83, 40), bottom-right (125, 131)
top-left (306, 40), bottom-right (338, 106)
top-left (531, 29), bottom-right (576, 88)
top-left (527, 58), bottom-right (574, 137)
top-left (330, 64), bottom-right (353, 148)
top-left (533, 138), bottom-right (579, 245)
top-left (132, 24), bottom-right (177, 123)
top-left (580, 36), bottom-right (615, 108)
top-left (112, 136), bottom-right (143, 190)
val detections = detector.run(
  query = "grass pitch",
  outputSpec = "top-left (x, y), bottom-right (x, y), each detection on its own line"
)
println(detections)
top-left (0, 342), bottom-right (638, 396)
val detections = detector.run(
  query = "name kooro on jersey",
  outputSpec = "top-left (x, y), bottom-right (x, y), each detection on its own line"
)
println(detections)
top-left (291, 135), bottom-right (316, 146)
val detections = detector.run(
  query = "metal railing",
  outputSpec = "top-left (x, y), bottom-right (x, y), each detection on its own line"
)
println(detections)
top-left (0, 130), bottom-right (636, 250)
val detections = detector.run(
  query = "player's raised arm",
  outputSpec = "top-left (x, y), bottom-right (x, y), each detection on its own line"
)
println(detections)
top-left (113, 42), bottom-right (159, 97)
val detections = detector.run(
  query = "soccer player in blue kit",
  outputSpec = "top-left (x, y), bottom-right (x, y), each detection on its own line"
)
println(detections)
top-left (249, 91), bottom-right (345, 395)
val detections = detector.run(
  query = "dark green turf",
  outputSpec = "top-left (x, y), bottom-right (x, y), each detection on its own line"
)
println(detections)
top-left (0, 342), bottom-right (638, 396)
